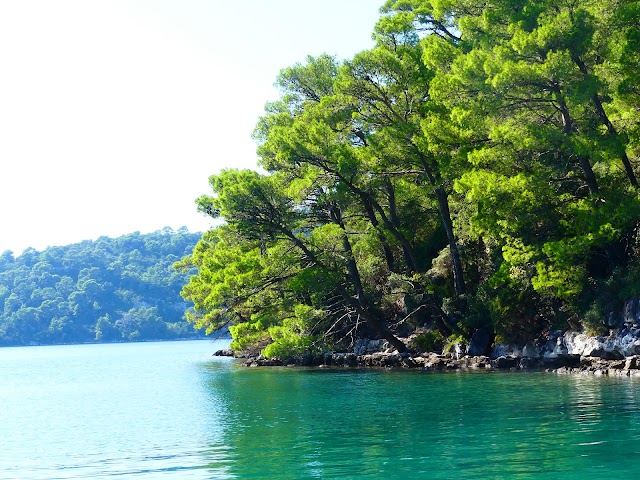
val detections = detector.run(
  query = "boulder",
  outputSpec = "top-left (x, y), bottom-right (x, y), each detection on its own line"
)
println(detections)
top-left (624, 298), bottom-right (638, 325)
top-left (543, 333), bottom-right (569, 359)
top-left (494, 355), bottom-right (519, 369)
top-left (563, 331), bottom-right (624, 359)
top-left (491, 342), bottom-right (541, 359)
top-left (520, 357), bottom-right (541, 369)
top-left (213, 348), bottom-right (234, 357)
top-left (467, 328), bottom-right (494, 356)
top-left (461, 355), bottom-right (490, 369)
top-left (425, 356), bottom-right (446, 369)
top-left (624, 356), bottom-right (640, 370)
top-left (617, 330), bottom-right (640, 356)
top-left (542, 353), bottom-right (580, 368)
top-left (325, 353), bottom-right (358, 367)
top-left (609, 360), bottom-right (626, 370)
top-left (491, 344), bottom-right (520, 359)
top-left (353, 339), bottom-right (386, 355)
top-left (600, 302), bottom-right (621, 328)
top-left (605, 311), bottom-right (621, 328)
top-left (522, 343), bottom-right (541, 358)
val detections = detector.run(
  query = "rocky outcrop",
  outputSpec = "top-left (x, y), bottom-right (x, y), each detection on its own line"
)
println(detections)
top-left (235, 311), bottom-right (640, 376)
top-left (553, 355), bottom-right (640, 376)
top-left (467, 328), bottom-right (494, 356)
top-left (213, 348), bottom-right (234, 357)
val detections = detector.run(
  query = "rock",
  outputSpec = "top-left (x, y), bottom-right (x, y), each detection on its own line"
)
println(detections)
top-left (609, 360), bottom-right (626, 370)
top-left (624, 298), bottom-right (638, 325)
top-left (563, 331), bottom-right (625, 359)
top-left (520, 357), bottom-right (541, 369)
top-left (491, 344), bottom-right (519, 359)
top-left (400, 356), bottom-right (418, 368)
top-left (561, 330), bottom-right (640, 358)
top-left (323, 353), bottom-right (333, 366)
top-left (542, 354), bottom-right (580, 369)
top-left (598, 349), bottom-right (624, 360)
top-left (213, 348), bottom-right (234, 357)
top-left (467, 328), bottom-right (494, 356)
top-left (461, 355), bottom-right (490, 369)
top-left (543, 333), bottom-right (569, 359)
top-left (634, 299), bottom-right (640, 326)
top-left (624, 356), bottom-right (640, 370)
top-left (236, 328), bottom-right (640, 373)
top-left (491, 342), bottom-right (541, 359)
top-left (353, 338), bottom-right (386, 355)
top-left (451, 342), bottom-right (466, 360)
top-left (494, 355), bottom-right (519, 369)
top-left (603, 302), bottom-right (623, 328)
top-left (445, 359), bottom-right (461, 369)
top-left (617, 331), bottom-right (640, 356)
top-left (345, 353), bottom-right (357, 366)
top-left (522, 343), bottom-right (541, 358)
top-left (425, 357), bottom-right (446, 369)
top-left (605, 311), bottom-right (620, 328)
top-left (333, 352), bottom-right (357, 367)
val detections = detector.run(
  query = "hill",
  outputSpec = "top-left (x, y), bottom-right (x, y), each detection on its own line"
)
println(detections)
top-left (0, 228), bottom-right (203, 346)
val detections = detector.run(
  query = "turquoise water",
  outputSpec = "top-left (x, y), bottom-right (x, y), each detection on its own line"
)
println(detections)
top-left (2, 342), bottom-right (640, 479)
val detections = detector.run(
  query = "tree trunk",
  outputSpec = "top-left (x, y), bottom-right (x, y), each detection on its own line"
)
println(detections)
top-left (359, 194), bottom-right (396, 272)
top-left (557, 93), bottom-right (600, 196)
top-left (329, 202), bottom-right (408, 353)
top-left (383, 178), bottom-right (420, 273)
top-left (416, 152), bottom-right (466, 297)
top-left (434, 187), bottom-right (466, 297)
top-left (572, 54), bottom-right (638, 187)
top-left (355, 182), bottom-right (419, 273)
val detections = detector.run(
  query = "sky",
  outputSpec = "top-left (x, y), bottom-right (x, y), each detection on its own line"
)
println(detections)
top-left (0, 0), bottom-right (383, 255)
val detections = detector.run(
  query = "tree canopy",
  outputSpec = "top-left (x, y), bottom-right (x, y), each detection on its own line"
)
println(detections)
top-left (0, 228), bottom-right (204, 345)
top-left (180, 0), bottom-right (640, 356)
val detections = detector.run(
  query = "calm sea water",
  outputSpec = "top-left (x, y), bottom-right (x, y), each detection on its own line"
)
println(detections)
top-left (2, 341), bottom-right (640, 479)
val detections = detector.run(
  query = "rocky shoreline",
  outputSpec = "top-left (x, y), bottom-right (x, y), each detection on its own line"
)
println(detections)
top-left (214, 328), bottom-right (640, 377)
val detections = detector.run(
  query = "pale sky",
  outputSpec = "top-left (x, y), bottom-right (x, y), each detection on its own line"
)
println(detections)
top-left (0, 0), bottom-right (382, 254)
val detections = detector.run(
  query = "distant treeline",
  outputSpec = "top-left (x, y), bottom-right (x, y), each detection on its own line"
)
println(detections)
top-left (0, 228), bottom-right (204, 346)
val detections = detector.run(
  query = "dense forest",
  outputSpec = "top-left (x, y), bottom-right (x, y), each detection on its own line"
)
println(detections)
top-left (177, 0), bottom-right (640, 357)
top-left (0, 228), bottom-right (204, 346)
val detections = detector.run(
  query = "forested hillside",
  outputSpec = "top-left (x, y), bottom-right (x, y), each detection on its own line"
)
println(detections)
top-left (0, 228), bottom-right (204, 346)
top-left (178, 0), bottom-right (640, 357)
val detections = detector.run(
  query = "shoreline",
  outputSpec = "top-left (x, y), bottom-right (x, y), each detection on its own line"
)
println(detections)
top-left (233, 351), bottom-right (640, 376)
top-left (217, 328), bottom-right (640, 377)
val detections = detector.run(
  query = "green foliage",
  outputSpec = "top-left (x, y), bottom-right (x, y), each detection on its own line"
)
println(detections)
top-left (229, 318), bottom-right (271, 354)
top-left (409, 330), bottom-right (445, 353)
top-left (582, 304), bottom-right (608, 337)
top-left (181, 0), bottom-right (640, 355)
top-left (0, 228), bottom-right (203, 346)
top-left (443, 333), bottom-right (467, 354)
top-left (262, 305), bottom-right (323, 358)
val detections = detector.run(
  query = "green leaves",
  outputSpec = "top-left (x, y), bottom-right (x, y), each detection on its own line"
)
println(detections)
top-left (0, 230), bottom-right (203, 345)
top-left (182, 0), bottom-right (640, 354)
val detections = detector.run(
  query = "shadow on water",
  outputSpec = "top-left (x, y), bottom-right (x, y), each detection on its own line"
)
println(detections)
top-left (196, 364), bottom-right (640, 480)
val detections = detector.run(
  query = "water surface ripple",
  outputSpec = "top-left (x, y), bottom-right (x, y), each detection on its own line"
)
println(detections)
top-left (2, 342), bottom-right (640, 479)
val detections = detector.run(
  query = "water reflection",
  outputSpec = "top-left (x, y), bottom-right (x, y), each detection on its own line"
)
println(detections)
top-left (195, 358), bottom-right (239, 479)
top-left (197, 366), bottom-right (640, 480)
